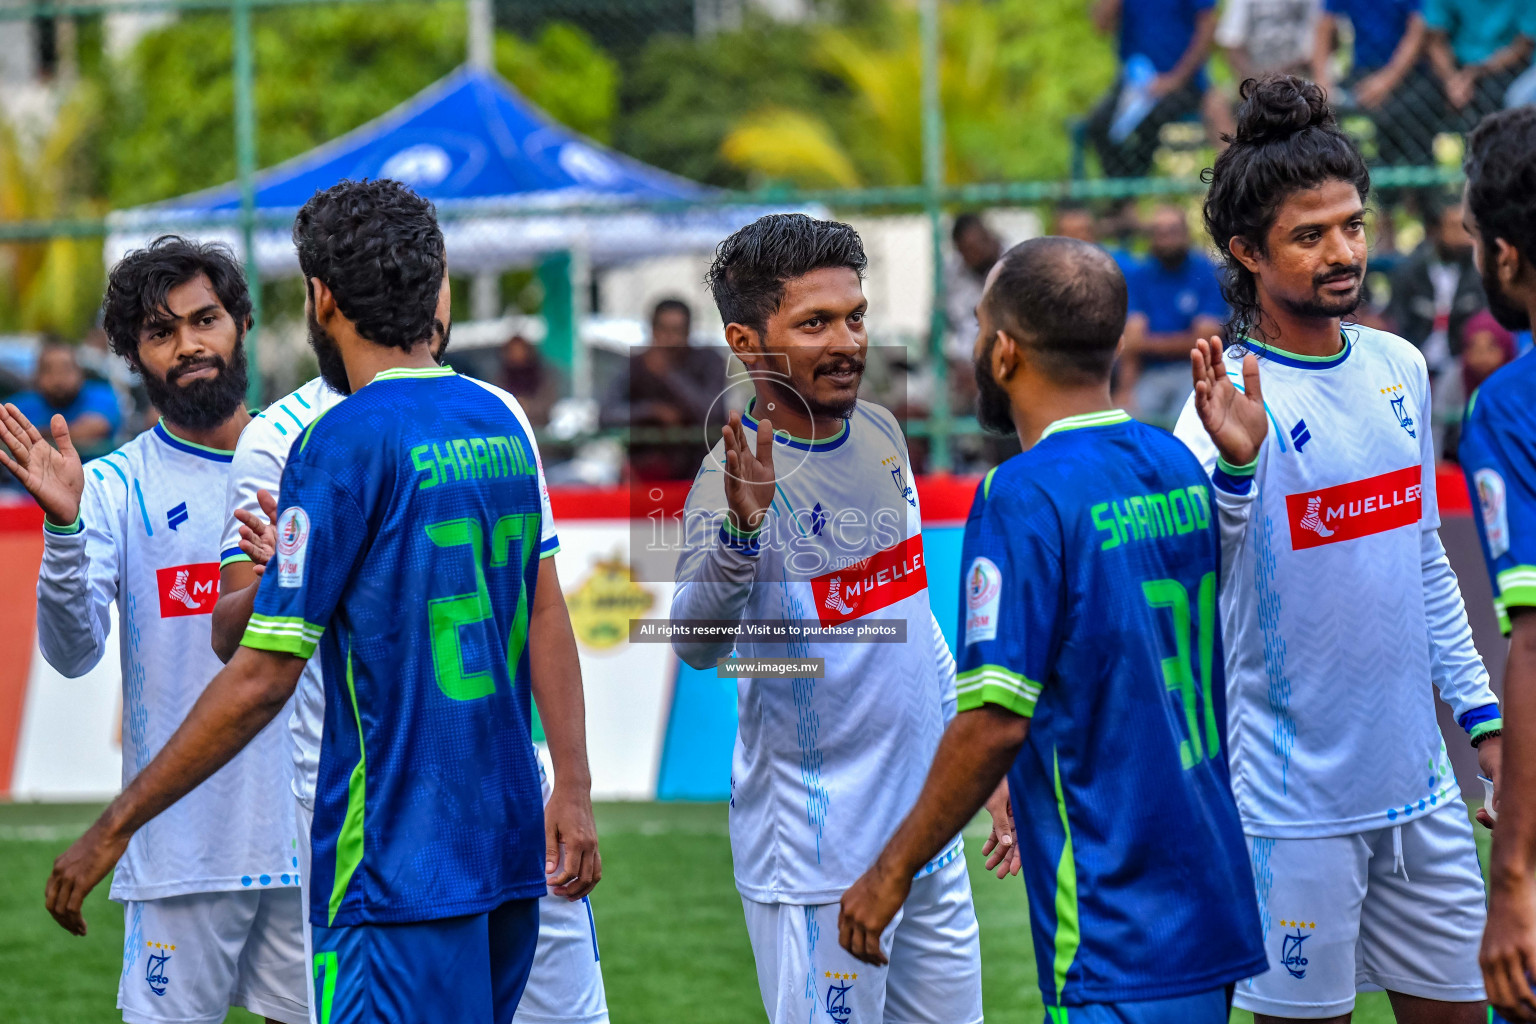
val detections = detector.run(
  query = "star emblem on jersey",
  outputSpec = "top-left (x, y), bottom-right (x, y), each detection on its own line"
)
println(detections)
top-left (824, 973), bottom-right (856, 1022)
top-left (165, 501), bottom-right (189, 531)
top-left (143, 940), bottom-right (175, 996)
top-left (1380, 384), bottom-right (1415, 439)
top-left (881, 455), bottom-right (916, 508)
top-left (1277, 920), bottom-right (1313, 979)
top-left (1289, 419), bottom-right (1311, 452)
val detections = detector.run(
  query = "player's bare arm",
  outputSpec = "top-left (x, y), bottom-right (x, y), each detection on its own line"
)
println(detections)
top-left (44, 646), bottom-right (304, 936)
top-left (210, 489), bottom-right (278, 662)
top-left (1482, 610), bottom-right (1536, 1021)
top-left (839, 705), bottom-right (1029, 965)
top-left (528, 555), bottom-right (601, 901)
top-left (721, 410), bottom-right (776, 534)
top-left (1190, 336), bottom-right (1267, 467)
top-left (0, 403), bottom-right (84, 526)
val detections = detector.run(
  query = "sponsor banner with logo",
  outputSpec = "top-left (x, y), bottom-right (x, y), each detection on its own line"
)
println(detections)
top-left (1286, 466), bottom-right (1423, 550)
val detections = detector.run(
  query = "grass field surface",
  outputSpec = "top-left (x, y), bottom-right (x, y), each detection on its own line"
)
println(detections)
top-left (0, 801), bottom-right (1488, 1023)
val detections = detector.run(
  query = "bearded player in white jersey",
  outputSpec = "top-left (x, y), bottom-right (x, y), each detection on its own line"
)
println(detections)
top-left (209, 304), bottom-right (610, 1024)
top-left (1173, 75), bottom-right (1499, 1023)
top-left (0, 237), bottom-right (305, 1024)
top-left (670, 213), bottom-right (1008, 1024)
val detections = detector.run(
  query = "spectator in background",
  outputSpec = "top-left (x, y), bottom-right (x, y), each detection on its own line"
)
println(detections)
top-left (1054, 201), bottom-right (1144, 276)
top-left (498, 333), bottom-right (560, 428)
top-left (1313, 0), bottom-right (1436, 166)
top-left (8, 338), bottom-right (121, 459)
top-left (1425, 0), bottom-right (1534, 133)
top-left (1386, 194), bottom-right (1485, 379)
top-left (1443, 309), bottom-right (1517, 459)
top-left (1121, 205), bottom-right (1227, 426)
top-left (1207, 0), bottom-right (1322, 143)
top-left (600, 298), bottom-right (725, 480)
top-left (943, 213), bottom-right (1002, 362)
top-left (1085, 0), bottom-right (1218, 178)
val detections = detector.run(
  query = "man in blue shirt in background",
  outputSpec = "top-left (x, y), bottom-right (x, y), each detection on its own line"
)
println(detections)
top-left (1085, 0), bottom-right (1218, 178)
top-left (1121, 205), bottom-right (1227, 427)
top-left (1425, 0), bottom-right (1534, 134)
top-left (1313, 0), bottom-right (1437, 166)
top-left (9, 339), bottom-right (121, 460)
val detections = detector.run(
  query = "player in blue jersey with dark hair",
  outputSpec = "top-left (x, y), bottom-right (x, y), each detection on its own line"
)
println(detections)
top-left (44, 178), bottom-right (599, 1024)
top-left (838, 235), bottom-right (1266, 1021)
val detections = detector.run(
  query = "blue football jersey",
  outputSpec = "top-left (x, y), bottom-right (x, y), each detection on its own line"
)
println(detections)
top-left (1460, 352), bottom-right (1536, 635)
top-left (242, 367), bottom-right (560, 927)
top-left (957, 410), bottom-right (1266, 1005)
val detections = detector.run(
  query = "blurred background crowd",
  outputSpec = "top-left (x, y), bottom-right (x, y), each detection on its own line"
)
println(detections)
top-left (2, 0), bottom-right (1534, 494)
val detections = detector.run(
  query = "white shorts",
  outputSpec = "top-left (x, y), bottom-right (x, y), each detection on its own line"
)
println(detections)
top-left (118, 887), bottom-right (307, 1024)
top-left (741, 852), bottom-right (982, 1024)
top-left (295, 801), bottom-right (608, 1024)
top-left (1234, 797), bottom-right (1488, 1018)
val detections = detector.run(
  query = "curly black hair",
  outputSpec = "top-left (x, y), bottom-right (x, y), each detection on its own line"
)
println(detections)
top-left (1202, 75), bottom-right (1370, 340)
top-left (293, 179), bottom-right (446, 352)
top-left (101, 235), bottom-right (252, 365)
top-left (706, 213), bottom-right (867, 336)
top-left (1465, 106), bottom-right (1536, 274)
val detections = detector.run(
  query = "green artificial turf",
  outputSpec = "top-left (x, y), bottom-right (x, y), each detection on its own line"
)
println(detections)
top-left (2, 800), bottom-right (1481, 1022)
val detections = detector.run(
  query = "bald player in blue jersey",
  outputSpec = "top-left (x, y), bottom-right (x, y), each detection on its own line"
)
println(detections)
top-left (44, 179), bottom-right (599, 1024)
top-left (838, 236), bottom-right (1266, 1022)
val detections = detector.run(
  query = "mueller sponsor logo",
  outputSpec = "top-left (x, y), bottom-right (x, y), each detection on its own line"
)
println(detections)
top-left (156, 562), bottom-right (220, 617)
top-left (810, 535), bottom-right (927, 626)
top-left (1286, 466), bottom-right (1422, 550)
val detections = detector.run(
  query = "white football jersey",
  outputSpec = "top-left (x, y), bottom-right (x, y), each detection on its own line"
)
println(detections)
top-left (671, 400), bottom-right (960, 904)
top-left (221, 377), bottom-right (344, 809)
top-left (36, 421), bottom-right (298, 901)
top-left (1174, 325), bottom-right (1495, 839)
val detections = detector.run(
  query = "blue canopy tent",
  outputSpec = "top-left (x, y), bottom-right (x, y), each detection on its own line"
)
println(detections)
top-left (106, 65), bottom-right (780, 273)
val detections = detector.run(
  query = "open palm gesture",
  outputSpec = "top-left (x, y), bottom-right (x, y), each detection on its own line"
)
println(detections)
top-left (0, 403), bottom-right (84, 526)
top-left (721, 411), bottom-right (776, 536)
top-left (1191, 337), bottom-right (1267, 468)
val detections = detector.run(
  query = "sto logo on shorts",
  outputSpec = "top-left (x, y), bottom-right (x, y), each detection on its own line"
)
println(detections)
top-left (1286, 466), bottom-right (1422, 550)
top-left (810, 535), bottom-right (927, 626)
top-left (156, 563), bottom-right (220, 617)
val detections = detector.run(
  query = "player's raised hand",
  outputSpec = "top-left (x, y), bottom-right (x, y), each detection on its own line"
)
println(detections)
top-left (44, 816), bottom-right (129, 936)
top-left (234, 489), bottom-right (279, 576)
top-left (981, 778), bottom-right (1021, 879)
top-left (1191, 337), bottom-right (1267, 469)
top-left (721, 411), bottom-right (775, 536)
top-left (839, 860), bottom-right (909, 966)
top-left (545, 782), bottom-right (601, 901)
top-left (1481, 877), bottom-right (1536, 1021)
top-left (0, 403), bottom-right (85, 527)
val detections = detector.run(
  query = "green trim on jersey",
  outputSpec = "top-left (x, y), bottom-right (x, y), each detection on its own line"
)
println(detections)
top-left (220, 551), bottom-right (254, 569)
top-left (156, 419), bottom-right (236, 456)
top-left (956, 664), bottom-right (1042, 718)
top-left (330, 647), bottom-right (367, 925)
top-left (1051, 748), bottom-right (1080, 1002)
top-left (1466, 386), bottom-right (1481, 419)
top-left (1215, 453), bottom-right (1259, 477)
top-left (1472, 717), bottom-right (1504, 743)
top-left (42, 514), bottom-right (83, 536)
top-left (1496, 595), bottom-right (1512, 636)
top-left (744, 398), bottom-right (849, 448)
top-left (1240, 332), bottom-right (1351, 365)
top-left (721, 518), bottom-right (762, 541)
top-left (241, 613), bottom-right (324, 658)
top-left (1497, 566), bottom-right (1536, 609)
top-left (1038, 409), bottom-right (1132, 441)
top-left (369, 366), bottom-right (456, 385)
top-left (299, 405), bottom-right (338, 454)
top-left (982, 465), bottom-right (999, 500)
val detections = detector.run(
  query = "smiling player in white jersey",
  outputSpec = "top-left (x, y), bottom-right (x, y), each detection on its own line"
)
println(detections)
top-left (670, 214), bottom-right (995, 1024)
top-left (213, 369), bottom-right (610, 1024)
top-left (1, 237), bottom-right (305, 1024)
top-left (1173, 75), bottom-right (1498, 1024)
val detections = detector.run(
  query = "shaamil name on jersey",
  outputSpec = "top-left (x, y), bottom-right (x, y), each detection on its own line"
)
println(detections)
top-left (1285, 466), bottom-right (1423, 550)
top-left (810, 535), bottom-right (927, 626)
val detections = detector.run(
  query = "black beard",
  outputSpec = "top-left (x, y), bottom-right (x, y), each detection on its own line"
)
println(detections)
top-left (142, 343), bottom-right (248, 431)
top-left (1279, 275), bottom-right (1363, 321)
top-left (1482, 257), bottom-right (1533, 331)
top-left (308, 309), bottom-right (353, 396)
top-left (974, 339), bottom-right (1015, 435)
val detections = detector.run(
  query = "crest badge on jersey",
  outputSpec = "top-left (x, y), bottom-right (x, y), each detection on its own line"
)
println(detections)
top-left (1475, 467), bottom-right (1510, 558)
top-left (276, 507), bottom-right (311, 589)
top-left (143, 940), bottom-right (174, 996)
top-left (1381, 384), bottom-right (1415, 439)
top-left (965, 556), bottom-right (1001, 646)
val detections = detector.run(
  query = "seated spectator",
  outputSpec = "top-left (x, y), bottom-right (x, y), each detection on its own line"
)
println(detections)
top-left (1385, 194), bottom-right (1484, 377)
top-left (944, 213), bottom-right (1002, 362)
top-left (600, 298), bottom-right (725, 481)
top-left (1208, 0), bottom-right (1322, 141)
top-left (498, 333), bottom-right (560, 428)
top-left (1313, 0), bottom-right (1436, 166)
top-left (1121, 205), bottom-right (1227, 427)
top-left (8, 338), bottom-right (122, 459)
top-left (1054, 201), bottom-right (1144, 276)
top-left (1085, 0), bottom-right (1218, 178)
top-left (1425, 0), bottom-right (1534, 133)
top-left (1443, 308), bottom-right (1517, 458)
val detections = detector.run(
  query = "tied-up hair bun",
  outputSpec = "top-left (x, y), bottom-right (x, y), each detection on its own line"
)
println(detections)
top-left (1232, 74), bottom-right (1336, 146)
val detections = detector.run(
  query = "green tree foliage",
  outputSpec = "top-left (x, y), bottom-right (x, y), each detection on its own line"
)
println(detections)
top-left (104, 4), bottom-right (617, 208)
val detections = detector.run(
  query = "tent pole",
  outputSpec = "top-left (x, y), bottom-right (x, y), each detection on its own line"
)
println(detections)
top-left (466, 0), bottom-right (493, 69)
top-left (232, 0), bottom-right (261, 405)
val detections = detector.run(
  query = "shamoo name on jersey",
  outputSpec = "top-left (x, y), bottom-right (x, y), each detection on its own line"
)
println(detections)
top-left (240, 368), bottom-right (559, 927)
top-left (958, 410), bottom-right (1265, 1006)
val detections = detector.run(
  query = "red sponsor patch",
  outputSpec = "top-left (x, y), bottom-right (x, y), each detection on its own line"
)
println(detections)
top-left (810, 535), bottom-right (927, 626)
top-left (156, 562), bottom-right (221, 617)
top-left (1286, 466), bottom-right (1423, 550)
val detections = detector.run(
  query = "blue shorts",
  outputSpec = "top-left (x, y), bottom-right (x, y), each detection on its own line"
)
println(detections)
top-left (311, 897), bottom-right (540, 1024)
top-left (1044, 985), bottom-right (1232, 1023)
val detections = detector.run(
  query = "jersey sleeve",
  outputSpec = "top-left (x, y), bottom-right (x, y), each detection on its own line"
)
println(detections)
top-left (240, 453), bottom-right (369, 660)
top-left (1463, 390), bottom-right (1536, 629)
top-left (955, 477), bottom-right (1063, 718)
top-left (221, 420), bottom-right (292, 568)
top-left (668, 461), bottom-right (762, 670)
top-left (35, 463), bottom-right (124, 677)
top-left (1173, 388), bottom-right (1256, 582)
